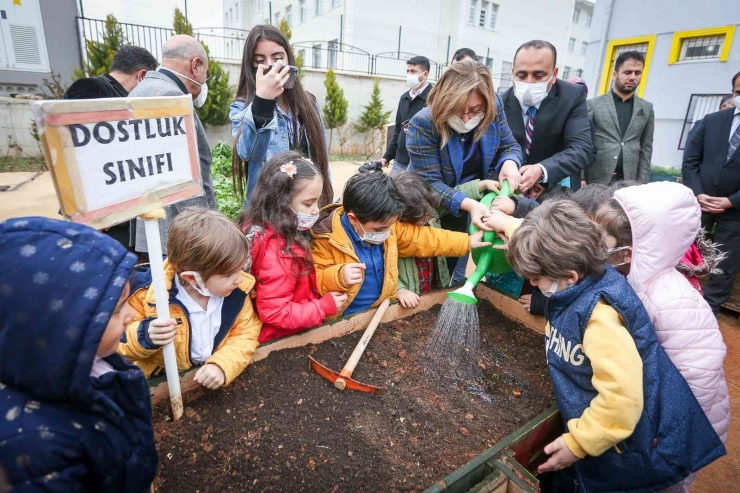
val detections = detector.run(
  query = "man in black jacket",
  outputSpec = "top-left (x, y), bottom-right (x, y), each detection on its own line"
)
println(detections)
top-left (499, 40), bottom-right (594, 192)
top-left (682, 71), bottom-right (740, 313)
top-left (381, 56), bottom-right (432, 175)
top-left (64, 45), bottom-right (158, 251)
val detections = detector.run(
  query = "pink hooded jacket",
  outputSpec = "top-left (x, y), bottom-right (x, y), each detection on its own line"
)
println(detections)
top-left (614, 182), bottom-right (729, 442)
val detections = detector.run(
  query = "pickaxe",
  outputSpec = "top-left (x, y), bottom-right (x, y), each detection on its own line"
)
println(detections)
top-left (309, 299), bottom-right (390, 394)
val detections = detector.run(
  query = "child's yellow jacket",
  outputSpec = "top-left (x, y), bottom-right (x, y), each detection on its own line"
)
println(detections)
top-left (118, 260), bottom-right (262, 385)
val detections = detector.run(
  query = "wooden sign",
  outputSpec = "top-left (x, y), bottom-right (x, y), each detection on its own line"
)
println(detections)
top-left (32, 95), bottom-right (202, 230)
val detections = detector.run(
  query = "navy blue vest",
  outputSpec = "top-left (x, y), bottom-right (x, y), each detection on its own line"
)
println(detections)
top-left (546, 266), bottom-right (725, 493)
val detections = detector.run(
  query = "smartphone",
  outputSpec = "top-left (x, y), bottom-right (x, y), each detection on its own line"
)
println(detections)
top-left (265, 64), bottom-right (300, 89)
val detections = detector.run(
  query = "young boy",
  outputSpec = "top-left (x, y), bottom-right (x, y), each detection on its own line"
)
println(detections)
top-left (484, 202), bottom-right (725, 492)
top-left (0, 217), bottom-right (157, 492)
top-left (119, 208), bottom-right (262, 389)
top-left (310, 172), bottom-right (489, 316)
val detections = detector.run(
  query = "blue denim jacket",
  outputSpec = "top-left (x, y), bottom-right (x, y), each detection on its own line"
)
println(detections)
top-left (230, 98), bottom-right (328, 207)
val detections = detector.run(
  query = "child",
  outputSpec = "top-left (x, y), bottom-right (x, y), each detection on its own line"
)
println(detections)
top-left (484, 201), bottom-right (725, 492)
top-left (491, 184), bottom-right (574, 219)
top-left (392, 171), bottom-right (500, 308)
top-left (593, 183), bottom-right (729, 462)
top-left (310, 171), bottom-right (489, 316)
top-left (0, 217), bottom-right (157, 492)
top-left (239, 152), bottom-right (346, 343)
top-left (119, 208), bottom-right (262, 389)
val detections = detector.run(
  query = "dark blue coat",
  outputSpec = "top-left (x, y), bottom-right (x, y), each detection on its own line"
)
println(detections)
top-left (0, 217), bottom-right (157, 492)
top-left (547, 266), bottom-right (725, 492)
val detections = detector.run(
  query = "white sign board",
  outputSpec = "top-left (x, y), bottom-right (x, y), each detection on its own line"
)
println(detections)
top-left (32, 96), bottom-right (202, 230)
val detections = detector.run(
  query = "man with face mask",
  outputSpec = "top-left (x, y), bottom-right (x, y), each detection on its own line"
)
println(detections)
top-left (587, 51), bottom-right (654, 185)
top-left (500, 40), bottom-right (594, 192)
top-left (129, 35), bottom-right (217, 255)
top-left (380, 56), bottom-right (432, 175)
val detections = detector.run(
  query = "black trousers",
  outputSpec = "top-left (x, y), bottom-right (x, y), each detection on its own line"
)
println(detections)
top-left (702, 212), bottom-right (740, 312)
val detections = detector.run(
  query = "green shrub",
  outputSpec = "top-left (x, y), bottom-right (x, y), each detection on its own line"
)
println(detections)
top-left (210, 142), bottom-right (241, 220)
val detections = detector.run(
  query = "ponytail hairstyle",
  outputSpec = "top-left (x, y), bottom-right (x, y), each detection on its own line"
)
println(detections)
top-left (232, 25), bottom-right (333, 207)
top-left (238, 151), bottom-right (323, 276)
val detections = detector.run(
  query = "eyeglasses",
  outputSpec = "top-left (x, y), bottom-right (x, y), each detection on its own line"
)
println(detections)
top-left (459, 110), bottom-right (485, 119)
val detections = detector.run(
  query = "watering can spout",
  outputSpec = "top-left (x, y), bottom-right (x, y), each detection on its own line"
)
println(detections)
top-left (448, 282), bottom-right (477, 304)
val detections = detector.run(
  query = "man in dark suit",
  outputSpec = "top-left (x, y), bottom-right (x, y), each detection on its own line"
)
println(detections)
top-left (499, 40), bottom-right (594, 192)
top-left (64, 45), bottom-right (157, 251)
top-left (682, 71), bottom-right (740, 313)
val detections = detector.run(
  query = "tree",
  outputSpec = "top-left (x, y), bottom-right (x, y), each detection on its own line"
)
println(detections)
top-left (278, 18), bottom-right (304, 81)
top-left (355, 78), bottom-right (392, 158)
top-left (322, 69), bottom-right (348, 151)
top-left (172, 8), bottom-right (232, 127)
top-left (75, 15), bottom-right (127, 79)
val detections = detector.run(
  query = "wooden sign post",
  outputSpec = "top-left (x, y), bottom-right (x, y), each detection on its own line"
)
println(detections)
top-left (33, 95), bottom-right (203, 420)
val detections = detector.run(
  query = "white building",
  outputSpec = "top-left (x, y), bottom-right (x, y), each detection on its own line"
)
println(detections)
top-left (561, 0), bottom-right (594, 80)
top-left (223, 0), bottom-right (592, 87)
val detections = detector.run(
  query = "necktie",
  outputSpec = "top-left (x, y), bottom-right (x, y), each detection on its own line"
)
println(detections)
top-left (728, 117), bottom-right (740, 162)
top-left (525, 106), bottom-right (538, 159)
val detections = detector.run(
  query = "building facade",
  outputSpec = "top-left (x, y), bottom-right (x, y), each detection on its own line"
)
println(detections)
top-left (561, 0), bottom-right (594, 81)
top-left (0, 0), bottom-right (80, 96)
top-left (583, 0), bottom-right (739, 169)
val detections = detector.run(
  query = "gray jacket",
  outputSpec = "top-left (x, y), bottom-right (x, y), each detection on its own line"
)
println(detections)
top-left (587, 92), bottom-right (654, 184)
top-left (129, 70), bottom-right (217, 252)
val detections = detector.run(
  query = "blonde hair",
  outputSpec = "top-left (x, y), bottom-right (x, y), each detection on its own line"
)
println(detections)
top-left (507, 200), bottom-right (608, 280)
top-left (427, 60), bottom-right (497, 147)
top-left (167, 208), bottom-right (249, 280)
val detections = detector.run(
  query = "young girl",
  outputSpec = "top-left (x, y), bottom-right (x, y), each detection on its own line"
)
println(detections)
top-left (239, 151), bottom-right (346, 343)
top-left (594, 182), bottom-right (729, 490)
top-left (484, 201), bottom-right (724, 492)
top-left (392, 170), bottom-right (500, 308)
top-left (230, 25), bottom-right (332, 208)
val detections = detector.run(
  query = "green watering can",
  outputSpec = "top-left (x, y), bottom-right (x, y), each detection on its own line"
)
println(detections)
top-left (447, 180), bottom-right (511, 305)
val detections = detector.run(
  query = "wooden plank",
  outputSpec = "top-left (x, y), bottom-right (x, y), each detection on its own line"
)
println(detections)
top-left (476, 284), bottom-right (547, 335)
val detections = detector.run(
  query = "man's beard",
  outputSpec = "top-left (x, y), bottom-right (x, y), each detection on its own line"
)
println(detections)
top-left (615, 80), bottom-right (636, 94)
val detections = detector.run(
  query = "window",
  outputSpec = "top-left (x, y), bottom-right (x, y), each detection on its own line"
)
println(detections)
top-left (285, 5), bottom-right (292, 27)
top-left (576, 68), bottom-right (583, 77)
top-left (299, 0), bottom-right (306, 22)
top-left (679, 94), bottom-right (729, 149)
top-left (581, 42), bottom-right (587, 56)
top-left (331, 0), bottom-right (341, 7)
top-left (499, 61), bottom-right (513, 91)
top-left (572, 8), bottom-right (580, 23)
top-left (489, 3), bottom-right (499, 30)
top-left (568, 38), bottom-right (576, 53)
top-left (477, 55), bottom-right (493, 72)
top-left (563, 66), bottom-right (571, 79)
top-left (469, 0), bottom-right (478, 24)
top-left (669, 26), bottom-right (736, 64)
top-left (313, 43), bottom-right (322, 68)
top-left (315, 0), bottom-right (322, 15)
top-left (599, 36), bottom-right (655, 97)
top-left (586, 12), bottom-right (592, 27)
top-left (479, 1), bottom-right (489, 28)
top-left (328, 39), bottom-right (338, 69)
top-left (273, 11), bottom-right (281, 25)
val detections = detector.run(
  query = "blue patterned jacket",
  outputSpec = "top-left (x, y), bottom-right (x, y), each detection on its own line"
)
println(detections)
top-left (406, 95), bottom-right (523, 216)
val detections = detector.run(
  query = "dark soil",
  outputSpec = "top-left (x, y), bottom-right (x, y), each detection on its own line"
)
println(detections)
top-left (153, 301), bottom-right (552, 493)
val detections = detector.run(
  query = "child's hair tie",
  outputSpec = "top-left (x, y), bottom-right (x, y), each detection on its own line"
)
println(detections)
top-left (280, 162), bottom-right (297, 178)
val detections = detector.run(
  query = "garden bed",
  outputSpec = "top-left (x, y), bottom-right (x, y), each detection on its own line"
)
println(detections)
top-left (152, 298), bottom-right (552, 492)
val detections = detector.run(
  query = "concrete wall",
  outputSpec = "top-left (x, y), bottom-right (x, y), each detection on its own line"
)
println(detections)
top-left (0, 97), bottom-right (41, 158)
top-left (0, 0), bottom-right (81, 96)
top-left (583, 0), bottom-right (740, 169)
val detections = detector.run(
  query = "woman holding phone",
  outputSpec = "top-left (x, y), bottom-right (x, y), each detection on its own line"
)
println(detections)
top-left (230, 25), bottom-right (332, 207)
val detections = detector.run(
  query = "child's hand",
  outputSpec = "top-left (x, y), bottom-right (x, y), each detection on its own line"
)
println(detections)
top-left (148, 318), bottom-right (177, 346)
top-left (342, 263), bottom-right (366, 286)
top-left (483, 209), bottom-right (511, 234)
top-left (469, 230), bottom-right (493, 250)
top-left (397, 288), bottom-right (421, 309)
top-left (491, 196), bottom-right (516, 215)
top-left (329, 291), bottom-right (348, 311)
top-left (478, 180), bottom-right (500, 193)
top-left (537, 436), bottom-right (580, 474)
top-left (518, 294), bottom-right (531, 312)
top-left (194, 364), bottom-right (226, 390)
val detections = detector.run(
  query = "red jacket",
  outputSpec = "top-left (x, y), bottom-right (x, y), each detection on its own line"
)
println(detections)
top-left (248, 225), bottom-right (337, 343)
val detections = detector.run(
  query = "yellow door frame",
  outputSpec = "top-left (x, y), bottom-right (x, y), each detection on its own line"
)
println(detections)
top-left (598, 34), bottom-right (657, 98)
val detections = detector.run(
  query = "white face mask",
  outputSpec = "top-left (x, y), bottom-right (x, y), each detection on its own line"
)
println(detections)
top-left (406, 72), bottom-right (425, 90)
top-left (165, 67), bottom-right (208, 108)
top-left (447, 115), bottom-right (483, 134)
top-left (358, 222), bottom-right (389, 245)
top-left (541, 279), bottom-right (560, 298)
top-left (514, 72), bottom-right (555, 107)
top-left (182, 271), bottom-right (213, 297)
top-left (606, 246), bottom-right (630, 268)
top-left (734, 95), bottom-right (740, 110)
top-left (291, 207), bottom-right (319, 230)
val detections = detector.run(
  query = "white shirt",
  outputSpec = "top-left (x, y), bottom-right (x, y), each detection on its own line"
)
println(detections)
top-left (409, 82), bottom-right (429, 100)
top-left (520, 101), bottom-right (548, 182)
top-left (730, 107), bottom-right (740, 143)
top-left (91, 356), bottom-right (116, 378)
top-left (174, 276), bottom-right (224, 365)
